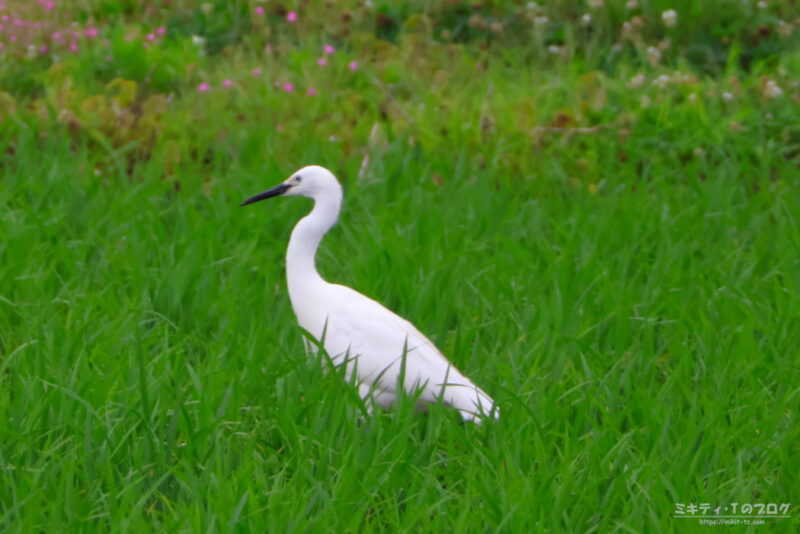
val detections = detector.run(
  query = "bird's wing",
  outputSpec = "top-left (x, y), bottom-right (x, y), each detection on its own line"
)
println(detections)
top-left (318, 284), bottom-right (496, 419)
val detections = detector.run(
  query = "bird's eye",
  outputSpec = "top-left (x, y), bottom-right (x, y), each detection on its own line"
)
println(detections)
top-left (295, 175), bottom-right (302, 183)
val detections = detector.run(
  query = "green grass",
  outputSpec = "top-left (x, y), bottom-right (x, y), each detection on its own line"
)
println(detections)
top-left (1, 2), bottom-right (800, 532)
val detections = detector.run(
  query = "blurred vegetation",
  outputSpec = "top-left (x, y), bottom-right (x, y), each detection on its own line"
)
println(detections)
top-left (0, 0), bottom-right (797, 185)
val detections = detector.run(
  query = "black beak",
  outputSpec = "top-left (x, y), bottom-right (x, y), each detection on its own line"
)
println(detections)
top-left (239, 183), bottom-right (292, 206)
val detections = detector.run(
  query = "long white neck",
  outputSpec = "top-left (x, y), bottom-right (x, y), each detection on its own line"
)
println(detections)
top-left (286, 191), bottom-right (342, 294)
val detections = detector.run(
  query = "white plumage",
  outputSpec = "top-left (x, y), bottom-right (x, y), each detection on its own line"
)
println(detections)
top-left (241, 165), bottom-right (497, 422)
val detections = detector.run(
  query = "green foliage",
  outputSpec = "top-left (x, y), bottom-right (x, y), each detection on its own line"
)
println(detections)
top-left (1, 1), bottom-right (799, 532)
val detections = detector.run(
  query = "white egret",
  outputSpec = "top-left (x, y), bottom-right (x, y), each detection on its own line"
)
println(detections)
top-left (241, 165), bottom-right (497, 422)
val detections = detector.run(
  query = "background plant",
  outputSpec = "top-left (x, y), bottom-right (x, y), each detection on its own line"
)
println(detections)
top-left (1, 0), bottom-right (798, 532)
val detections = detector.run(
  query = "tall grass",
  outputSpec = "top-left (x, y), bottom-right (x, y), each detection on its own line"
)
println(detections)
top-left (1, 1), bottom-right (799, 532)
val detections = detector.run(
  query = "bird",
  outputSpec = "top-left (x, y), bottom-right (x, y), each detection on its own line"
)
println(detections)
top-left (240, 165), bottom-right (498, 422)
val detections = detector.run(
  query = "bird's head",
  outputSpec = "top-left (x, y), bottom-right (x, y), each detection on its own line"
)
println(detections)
top-left (240, 165), bottom-right (341, 206)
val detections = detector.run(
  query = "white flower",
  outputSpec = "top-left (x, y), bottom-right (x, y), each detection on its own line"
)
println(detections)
top-left (652, 74), bottom-right (670, 89)
top-left (626, 0), bottom-right (638, 8)
top-left (661, 9), bottom-right (678, 27)
top-left (191, 35), bottom-right (205, 46)
top-left (548, 45), bottom-right (562, 55)
top-left (640, 95), bottom-right (651, 108)
top-left (628, 73), bottom-right (646, 88)
top-left (646, 46), bottom-right (661, 65)
top-left (581, 13), bottom-right (592, 26)
top-left (534, 15), bottom-right (549, 27)
top-left (688, 93), bottom-right (697, 103)
top-left (526, 1), bottom-right (540, 9)
top-left (588, 0), bottom-right (604, 9)
top-left (756, 1), bottom-right (767, 8)
top-left (722, 92), bottom-right (734, 101)
top-left (764, 80), bottom-right (783, 98)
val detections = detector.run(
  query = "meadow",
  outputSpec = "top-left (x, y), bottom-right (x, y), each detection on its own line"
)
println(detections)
top-left (1, 1), bottom-right (799, 531)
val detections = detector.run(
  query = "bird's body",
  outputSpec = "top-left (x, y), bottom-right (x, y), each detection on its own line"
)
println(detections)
top-left (242, 165), bottom-right (497, 422)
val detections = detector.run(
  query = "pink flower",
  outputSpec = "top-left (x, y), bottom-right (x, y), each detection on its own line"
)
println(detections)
top-left (52, 31), bottom-right (61, 40)
top-left (286, 11), bottom-right (297, 22)
top-left (324, 44), bottom-right (335, 55)
top-left (45, 1), bottom-right (55, 9)
top-left (146, 33), bottom-right (155, 41)
top-left (198, 82), bottom-right (210, 92)
top-left (349, 60), bottom-right (358, 72)
top-left (156, 27), bottom-right (166, 35)
top-left (254, 6), bottom-right (264, 16)
top-left (316, 57), bottom-right (327, 67)
top-left (85, 27), bottom-right (98, 38)
top-left (39, 45), bottom-right (47, 52)
top-left (69, 43), bottom-right (78, 52)
top-left (251, 67), bottom-right (262, 77)
top-left (283, 82), bottom-right (294, 92)
top-left (223, 79), bottom-right (233, 88)
top-left (306, 87), bottom-right (317, 96)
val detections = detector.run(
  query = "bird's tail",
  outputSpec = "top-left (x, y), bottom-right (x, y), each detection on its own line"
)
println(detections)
top-left (443, 381), bottom-right (499, 423)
